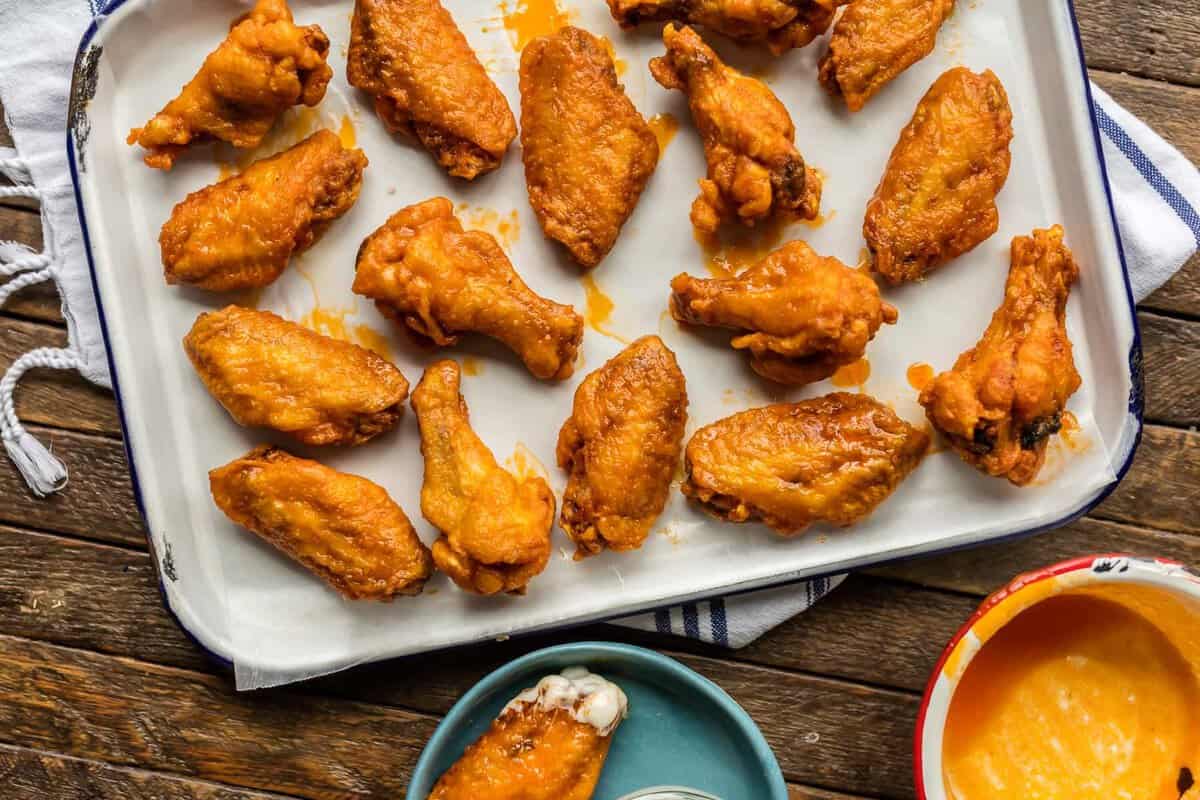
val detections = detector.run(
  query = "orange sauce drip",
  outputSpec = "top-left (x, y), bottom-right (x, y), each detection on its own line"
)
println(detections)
top-left (830, 357), bottom-right (870, 388)
top-left (799, 209), bottom-right (836, 229)
top-left (581, 274), bottom-right (628, 343)
top-left (694, 215), bottom-right (791, 280)
top-left (506, 442), bottom-right (549, 482)
top-left (462, 356), bottom-right (483, 376)
top-left (457, 205), bottom-right (521, 251)
top-left (338, 114), bottom-right (357, 149)
top-left (907, 362), bottom-right (935, 392)
top-left (598, 36), bottom-right (628, 77)
top-left (215, 106), bottom-right (323, 178)
top-left (299, 306), bottom-right (393, 360)
top-left (647, 113), bottom-right (679, 154)
top-left (499, 0), bottom-right (576, 51)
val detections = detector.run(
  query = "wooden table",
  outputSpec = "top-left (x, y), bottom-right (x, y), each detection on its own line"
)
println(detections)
top-left (1, 4), bottom-right (1197, 797)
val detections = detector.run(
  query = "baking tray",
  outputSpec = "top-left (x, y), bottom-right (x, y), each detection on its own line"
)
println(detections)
top-left (67, 0), bottom-right (1142, 683)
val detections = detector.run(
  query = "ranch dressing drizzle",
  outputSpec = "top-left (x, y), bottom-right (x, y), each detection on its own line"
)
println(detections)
top-left (502, 666), bottom-right (628, 736)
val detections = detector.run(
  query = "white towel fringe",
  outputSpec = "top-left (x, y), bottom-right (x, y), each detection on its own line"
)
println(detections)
top-left (0, 241), bottom-right (52, 276)
top-left (0, 346), bottom-right (80, 497)
top-left (0, 147), bottom-right (32, 184)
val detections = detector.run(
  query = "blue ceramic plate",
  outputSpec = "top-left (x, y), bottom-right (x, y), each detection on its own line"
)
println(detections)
top-left (406, 642), bottom-right (787, 799)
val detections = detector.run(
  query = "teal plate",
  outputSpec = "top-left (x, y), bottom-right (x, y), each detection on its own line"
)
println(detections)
top-left (406, 642), bottom-right (787, 800)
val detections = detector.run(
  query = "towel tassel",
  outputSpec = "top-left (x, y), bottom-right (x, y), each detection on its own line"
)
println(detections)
top-left (1, 347), bottom-right (80, 497)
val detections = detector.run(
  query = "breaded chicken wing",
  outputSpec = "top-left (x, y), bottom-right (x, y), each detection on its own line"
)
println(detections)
top-left (127, 0), bottom-right (332, 170)
top-left (818, 0), bottom-right (954, 111)
top-left (160, 130), bottom-right (367, 291)
top-left (353, 198), bottom-right (584, 381)
top-left (920, 226), bottom-right (1081, 486)
top-left (429, 668), bottom-right (627, 800)
top-left (347, 0), bottom-right (516, 179)
top-left (557, 336), bottom-right (688, 558)
top-left (607, 0), bottom-right (845, 53)
top-left (412, 360), bottom-right (554, 595)
top-left (520, 27), bottom-right (659, 268)
top-left (864, 67), bottom-right (1013, 284)
top-left (184, 306), bottom-right (408, 446)
top-left (650, 24), bottom-right (821, 233)
top-left (670, 240), bottom-right (897, 385)
top-left (682, 393), bottom-right (928, 535)
top-left (209, 445), bottom-right (432, 599)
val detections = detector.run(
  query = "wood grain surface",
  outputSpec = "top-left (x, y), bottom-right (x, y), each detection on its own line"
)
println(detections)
top-left (0, 3), bottom-right (1197, 799)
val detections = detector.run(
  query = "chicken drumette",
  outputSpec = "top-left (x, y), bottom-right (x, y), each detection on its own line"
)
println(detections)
top-left (353, 198), bottom-right (584, 381)
top-left (650, 24), bottom-right (821, 233)
top-left (607, 0), bottom-right (847, 54)
top-left (671, 240), bottom-right (897, 385)
top-left (128, 0), bottom-right (332, 170)
top-left (160, 130), bottom-right (367, 291)
top-left (920, 226), bottom-right (1081, 486)
top-left (412, 360), bottom-right (554, 595)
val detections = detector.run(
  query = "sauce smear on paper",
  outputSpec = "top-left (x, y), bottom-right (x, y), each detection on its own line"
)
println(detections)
top-left (694, 215), bottom-right (791, 280)
top-left (648, 113), bottom-right (679, 153)
top-left (338, 114), bottom-right (357, 148)
top-left (581, 275), bottom-right (628, 343)
top-left (907, 362), bottom-right (935, 392)
top-left (831, 358), bottom-right (870, 388)
top-left (499, 0), bottom-right (576, 51)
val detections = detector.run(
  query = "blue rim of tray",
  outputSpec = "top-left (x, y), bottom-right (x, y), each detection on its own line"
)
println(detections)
top-left (63, 0), bottom-right (1145, 676)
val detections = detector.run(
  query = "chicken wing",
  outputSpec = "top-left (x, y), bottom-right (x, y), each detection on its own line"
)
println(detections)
top-left (608, 0), bottom-right (844, 53)
top-left (682, 393), bottom-right (928, 535)
top-left (670, 240), bottom-right (897, 385)
top-left (920, 226), bottom-right (1081, 486)
top-left (650, 23), bottom-right (821, 233)
top-left (353, 197), bottom-right (584, 381)
top-left (160, 130), bottom-right (367, 291)
top-left (864, 67), bottom-right (1013, 284)
top-left (347, 0), bottom-right (517, 179)
top-left (520, 26), bottom-right (660, 268)
top-left (429, 667), bottom-right (627, 800)
top-left (209, 445), bottom-right (432, 599)
top-left (412, 360), bottom-right (554, 595)
top-left (127, 0), bottom-right (332, 170)
top-left (818, 0), bottom-right (954, 111)
top-left (557, 336), bottom-right (688, 558)
top-left (184, 306), bottom-right (408, 446)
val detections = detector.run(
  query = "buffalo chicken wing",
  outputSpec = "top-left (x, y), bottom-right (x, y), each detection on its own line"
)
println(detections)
top-left (607, 0), bottom-right (846, 53)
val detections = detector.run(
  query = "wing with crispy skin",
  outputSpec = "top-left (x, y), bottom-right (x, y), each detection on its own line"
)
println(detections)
top-left (160, 130), bottom-right (367, 291)
top-left (353, 197), bottom-right (584, 380)
top-left (864, 68), bottom-right (1013, 284)
top-left (818, 0), bottom-right (954, 111)
top-left (649, 24), bottom-right (821, 233)
top-left (412, 360), bottom-right (554, 595)
top-left (670, 240), bottom-right (897, 385)
top-left (184, 306), bottom-right (408, 446)
top-left (557, 336), bottom-right (688, 558)
top-left (607, 0), bottom-right (845, 53)
top-left (520, 26), bottom-right (659, 268)
top-left (682, 393), bottom-right (928, 535)
top-left (920, 226), bottom-right (1081, 486)
top-left (127, 0), bottom-right (332, 170)
top-left (347, 0), bottom-right (516, 179)
top-left (209, 445), bottom-right (432, 599)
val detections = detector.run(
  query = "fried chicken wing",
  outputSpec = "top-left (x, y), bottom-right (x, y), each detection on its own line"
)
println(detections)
top-left (430, 667), bottom-right (627, 800)
top-left (353, 198), bottom-right (584, 381)
top-left (127, 0), bottom-right (332, 170)
top-left (347, 0), bottom-right (517, 179)
top-left (209, 445), bottom-right (432, 599)
top-left (557, 336), bottom-right (688, 558)
top-left (519, 27), bottom-right (659, 268)
top-left (670, 240), bottom-right (897, 385)
top-left (864, 67), bottom-right (1013, 284)
top-left (608, 0), bottom-right (845, 53)
top-left (160, 130), bottom-right (367, 291)
top-left (920, 226), bottom-right (1081, 486)
top-left (818, 0), bottom-right (954, 111)
top-left (412, 360), bottom-right (554, 595)
top-left (184, 306), bottom-right (408, 446)
top-left (650, 24), bottom-right (821, 233)
top-left (682, 393), bottom-right (928, 535)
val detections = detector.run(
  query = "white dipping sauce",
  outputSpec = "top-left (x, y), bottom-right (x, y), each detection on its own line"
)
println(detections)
top-left (502, 666), bottom-right (629, 736)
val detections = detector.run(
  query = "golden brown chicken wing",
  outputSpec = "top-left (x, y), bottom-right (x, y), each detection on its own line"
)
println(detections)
top-left (519, 27), bottom-right (660, 268)
top-left (818, 0), bottom-right (954, 111)
top-left (209, 445), bottom-right (432, 599)
top-left (920, 226), bottom-right (1081, 486)
top-left (160, 130), bottom-right (367, 291)
top-left (864, 67), bottom-right (1013, 284)
top-left (682, 393), bottom-right (928, 535)
top-left (650, 24), bottom-right (821, 233)
top-left (184, 306), bottom-right (408, 446)
top-left (608, 0), bottom-right (845, 53)
top-left (412, 360), bottom-right (554, 595)
top-left (347, 0), bottom-right (517, 179)
top-left (429, 667), bottom-right (627, 800)
top-left (127, 0), bottom-right (332, 170)
top-left (670, 240), bottom-right (897, 385)
top-left (557, 336), bottom-right (688, 558)
top-left (353, 198), bottom-right (584, 381)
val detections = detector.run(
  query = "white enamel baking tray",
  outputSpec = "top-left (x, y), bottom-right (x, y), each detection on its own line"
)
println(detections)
top-left (68, 0), bottom-right (1142, 683)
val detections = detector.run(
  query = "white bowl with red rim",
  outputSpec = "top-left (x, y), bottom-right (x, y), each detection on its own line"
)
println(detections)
top-left (913, 553), bottom-right (1200, 798)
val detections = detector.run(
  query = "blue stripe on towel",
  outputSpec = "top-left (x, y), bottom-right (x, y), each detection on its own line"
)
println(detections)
top-left (709, 597), bottom-right (729, 646)
top-left (682, 603), bottom-right (700, 639)
top-left (654, 608), bottom-right (672, 634)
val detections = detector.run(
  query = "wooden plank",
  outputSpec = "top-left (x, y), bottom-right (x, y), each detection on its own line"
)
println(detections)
top-left (1090, 70), bottom-right (1200, 164)
top-left (1143, 254), bottom-right (1200, 321)
top-left (0, 206), bottom-right (62, 325)
top-left (1095, 424), bottom-right (1200, 534)
top-left (1077, 1), bottom-right (1200, 88)
top-left (1140, 311), bottom-right (1200, 425)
